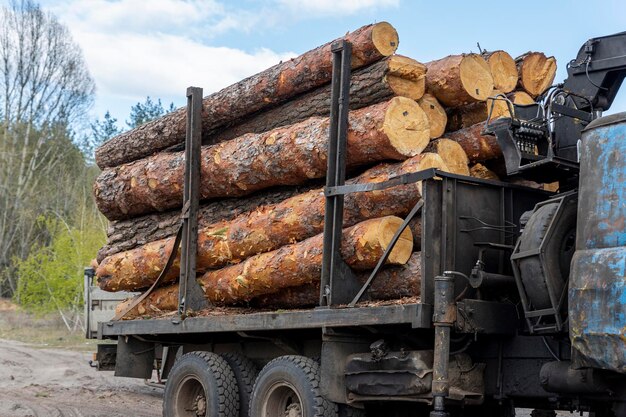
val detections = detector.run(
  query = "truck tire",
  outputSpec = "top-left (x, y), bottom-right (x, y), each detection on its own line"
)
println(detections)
top-left (338, 404), bottom-right (366, 417)
top-left (249, 355), bottom-right (337, 417)
top-left (221, 353), bottom-right (258, 417)
top-left (163, 351), bottom-right (239, 417)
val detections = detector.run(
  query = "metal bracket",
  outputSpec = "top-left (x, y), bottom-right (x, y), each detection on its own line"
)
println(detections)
top-left (178, 86), bottom-right (209, 316)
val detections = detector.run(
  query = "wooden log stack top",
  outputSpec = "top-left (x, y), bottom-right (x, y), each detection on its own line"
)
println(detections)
top-left (516, 52), bottom-right (557, 97)
top-left (95, 22), bottom-right (399, 169)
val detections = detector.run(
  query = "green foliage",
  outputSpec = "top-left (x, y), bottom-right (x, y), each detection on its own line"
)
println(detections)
top-left (14, 212), bottom-right (105, 314)
top-left (126, 96), bottom-right (175, 129)
top-left (90, 110), bottom-right (122, 146)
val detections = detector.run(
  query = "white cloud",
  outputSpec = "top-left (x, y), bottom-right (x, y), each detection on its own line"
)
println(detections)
top-left (277, 0), bottom-right (399, 15)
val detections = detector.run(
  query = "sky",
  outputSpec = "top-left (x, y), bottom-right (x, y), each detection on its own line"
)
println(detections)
top-left (36, 0), bottom-right (626, 127)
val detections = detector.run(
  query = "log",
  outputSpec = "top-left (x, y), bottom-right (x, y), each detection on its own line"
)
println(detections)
top-left (408, 218), bottom-right (422, 249)
top-left (97, 185), bottom-right (312, 262)
top-left (96, 153), bottom-right (447, 292)
top-left (424, 138), bottom-right (470, 176)
top-left (425, 54), bottom-right (494, 107)
top-left (516, 52), bottom-right (557, 98)
top-left (95, 22), bottom-right (399, 169)
top-left (200, 216), bottom-right (413, 305)
top-left (116, 252), bottom-right (422, 318)
top-left (94, 97), bottom-right (431, 221)
top-left (507, 90), bottom-right (535, 105)
top-left (417, 93), bottom-right (447, 139)
top-left (252, 251), bottom-right (422, 308)
top-left (211, 55), bottom-right (427, 143)
top-left (446, 90), bottom-right (513, 132)
top-left (447, 122), bottom-right (502, 163)
top-left (482, 51), bottom-right (518, 93)
top-left (469, 163), bottom-right (500, 180)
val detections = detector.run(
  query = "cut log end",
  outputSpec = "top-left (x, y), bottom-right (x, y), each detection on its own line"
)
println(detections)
top-left (517, 52), bottom-right (557, 97)
top-left (469, 163), bottom-right (500, 180)
top-left (371, 22), bottom-right (399, 57)
top-left (486, 90), bottom-right (512, 120)
top-left (426, 138), bottom-right (470, 176)
top-left (460, 54), bottom-right (494, 102)
top-left (485, 51), bottom-right (518, 93)
top-left (376, 216), bottom-right (413, 265)
top-left (383, 97), bottom-right (430, 157)
top-left (508, 90), bottom-right (535, 105)
top-left (401, 152), bottom-right (450, 196)
top-left (386, 55), bottom-right (427, 100)
top-left (417, 94), bottom-right (447, 139)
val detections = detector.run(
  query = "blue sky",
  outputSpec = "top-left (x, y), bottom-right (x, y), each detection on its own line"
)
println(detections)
top-left (37, 0), bottom-right (626, 127)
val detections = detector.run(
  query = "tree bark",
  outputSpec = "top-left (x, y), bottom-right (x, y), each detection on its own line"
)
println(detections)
top-left (482, 51), bottom-right (518, 93)
top-left (116, 252), bottom-right (422, 318)
top-left (94, 97), bottom-right (430, 221)
top-left (447, 122), bottom-right (502, 163)
top-left (469, 163), bottom-right (500, 180)
top-left (97, 185), bottom-right (313, 262)
top-left (96, 153), bottom-right (447, 292)
top-left (417, 93), bottom-right (446, 139)
top-left (200, 216), bottom-right (413, 305)
top-left (95, 22), bottom-right (399, 169)
top-left (211, 55), bottom-right (427, 143)
top-left (424, 138), bottom-right (470, 176)
top-left (425, 54), bottom-right (494, 107)
top-left (516, 52), bottom-right (557, 98)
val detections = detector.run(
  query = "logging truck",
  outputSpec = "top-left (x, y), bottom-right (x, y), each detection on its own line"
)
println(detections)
top-left (86, 30), bottom-right (626, 417)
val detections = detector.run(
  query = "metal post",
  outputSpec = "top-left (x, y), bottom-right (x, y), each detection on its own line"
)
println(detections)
top-left (179, 86), bottom-right (209, 316)
top-left (319, 40), bottom-right (357, 306)
top-left (431, 273), bottom-right (455, 417)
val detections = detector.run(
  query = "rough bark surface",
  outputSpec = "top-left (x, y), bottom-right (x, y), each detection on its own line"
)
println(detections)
top-left (424, 138), bottom-right (470, 176)
top-left (447, 122), bottom-right (502, 163)
top-left (200, 216), bottom-right (413, 305)
top-left (116, 252), bottom-right (422, 318)
top-left (446, 90), bottom-right (511, 132)
top-left (96, 153), bottom-right (447, 292)
top-left (417, 93), bottom-right (447, 139)
top-left (482, 51), bottom-right (518, 93)
top-left (425, 54), bottom-right (494, 107)
top-left (211, 55), bottom-right (427, 143)
top-left (94, 97), bottom-right (430, 221)
top-left (469, 163), bottom-right (500, 180)
top-left (95, 22), bottom-right (399, 169)
top-left (97, 185), bottom-right (313, 262)
top-left (516, 52), bottom-right (557, 98)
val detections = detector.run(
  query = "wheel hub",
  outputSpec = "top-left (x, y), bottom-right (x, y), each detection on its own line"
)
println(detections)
top-left (285, 402), bottom-right (302, 417)
top-left (192, 392), bottom-right (206, 416)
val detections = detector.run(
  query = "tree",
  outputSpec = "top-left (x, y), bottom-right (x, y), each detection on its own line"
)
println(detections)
top-left (0, 0), bottom-right (95, 296)
top-left (82, 110), bottom-right (122, 160)
top-left (126, 96), bottom-right (175, 129)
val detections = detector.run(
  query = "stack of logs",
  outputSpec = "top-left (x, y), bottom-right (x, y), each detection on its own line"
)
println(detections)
top-left (92, 22), bottom-right (557, 319)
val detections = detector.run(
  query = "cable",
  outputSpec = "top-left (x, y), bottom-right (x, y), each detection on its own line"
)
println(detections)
top-left (542, 336), bottom-right (561, 362)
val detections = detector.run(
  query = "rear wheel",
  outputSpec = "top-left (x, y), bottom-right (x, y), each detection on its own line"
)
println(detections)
top-left (163, 351), bottom-right (239, 417)
top-left (249, 355), bottom-right (337, 417)
top-left (221, 352), bottom-right (258, 417)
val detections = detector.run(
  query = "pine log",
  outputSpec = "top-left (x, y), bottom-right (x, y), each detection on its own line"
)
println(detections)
top-left (95, 22), bottom-right (399, 169)
top-left (446, 90), bottom-right (514, 132)
top-left (482, 51), bottom-right (518, 93)
top-left (409, 218), bottom-right (422, 249)
top-left (425, 54), bottom-right (494, 107)
top-left (516, 52), bottom-right (557, 97)
top-left (96, 153), bottom-right (447, 292)
top-left (200, 216), bottom-right (413, 305)
top-left (417, 93), bottom-right (447, 139)
top-left (447, 122), bottom-right (502, 163)
top-left (94, 97), bottom-right (430, 221)
top-left (211, 55), bottom-right (427, 143)
top-left (252, 251), bottom-right (422, 308)
top-left (424, 138), bottom-right (470, 176)
top-left (116, 252), bottom-right (422, 318)
top-left (507, 90), bottom-right (535, 105)
top-left (97, 186), bottom-right (312, 262)
top-left (469, 163), bottom-right (500, 180)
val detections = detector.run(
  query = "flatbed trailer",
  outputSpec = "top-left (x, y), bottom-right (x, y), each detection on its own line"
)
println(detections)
top-left (92, 38), bottom-right (626, 417)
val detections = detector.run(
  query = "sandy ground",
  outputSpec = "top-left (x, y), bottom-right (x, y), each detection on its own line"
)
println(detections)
top-left (0, 338), bottom-right (162, 417)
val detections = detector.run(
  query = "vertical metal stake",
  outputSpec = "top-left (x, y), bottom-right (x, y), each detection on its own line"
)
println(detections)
top-left (179, 86), bottom-right (209, 316)
top-left (319, 40), bottom-right (355, 306)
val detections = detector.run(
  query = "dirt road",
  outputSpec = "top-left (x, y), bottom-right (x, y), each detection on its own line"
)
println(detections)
top-left (0, 339), bottom-right (162, 417)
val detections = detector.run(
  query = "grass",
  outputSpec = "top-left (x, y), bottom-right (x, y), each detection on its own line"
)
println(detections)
top-left (0, 299), bottom-right (99, 351)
